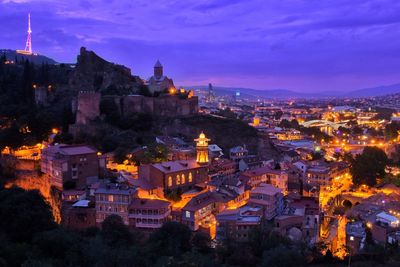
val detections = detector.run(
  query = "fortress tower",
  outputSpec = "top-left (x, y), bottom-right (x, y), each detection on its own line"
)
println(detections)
top-left (195, 132), bottom-right (210, 165)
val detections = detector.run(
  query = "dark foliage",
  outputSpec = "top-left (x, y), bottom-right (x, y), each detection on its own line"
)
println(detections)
top-left (0, 186), bottom-right (56, 242)
top-left (351, 146), bottom-right (388, 186)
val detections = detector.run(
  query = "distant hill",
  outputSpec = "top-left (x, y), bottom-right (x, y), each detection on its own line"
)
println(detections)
top-left (0, 49), bottom-right (57, 65)
top-left (187, 85), bottom-right (332, 99)
top-left (187, 83), bottom-right (400, 99)
top-left (343, 83), bottom-right (400, 97)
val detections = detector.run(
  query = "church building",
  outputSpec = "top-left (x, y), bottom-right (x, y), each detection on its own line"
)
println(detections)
top-left (147, 60), bottom-right (175, 93)
top-left (139, 132), bottom-right (210, 192)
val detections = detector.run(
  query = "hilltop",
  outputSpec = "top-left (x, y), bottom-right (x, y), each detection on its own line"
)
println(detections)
top-left (0, 49), bottom-right (57, 65)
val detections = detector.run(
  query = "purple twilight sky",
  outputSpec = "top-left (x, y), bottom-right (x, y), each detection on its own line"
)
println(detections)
top-left (1, 0), bottom-right (400, 92)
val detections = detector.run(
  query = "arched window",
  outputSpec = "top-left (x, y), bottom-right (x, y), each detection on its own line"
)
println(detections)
top-left (168, 176), bottom-right (172, 187)
top-left (188, 172), bottom-right (193, 183)
top-left (181, 174), bottom-right (185, 184)
top-left (176, 175), bottom-right (181, 185)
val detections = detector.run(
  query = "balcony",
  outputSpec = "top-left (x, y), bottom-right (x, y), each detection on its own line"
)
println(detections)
top-left (129, 211), bottom-right (170, 220)
top-left (135, 222), bottom-right (163, 229)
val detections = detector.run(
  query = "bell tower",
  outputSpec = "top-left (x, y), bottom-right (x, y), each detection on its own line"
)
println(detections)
top-left (195, 132), bottom-right (210, 164)
top-left (154, 60), bottom-right (163, 80)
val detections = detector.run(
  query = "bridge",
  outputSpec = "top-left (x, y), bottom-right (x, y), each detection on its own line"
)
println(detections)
top-left (333, 193), bottom-right (367, 208)
top-left (301, 120), bottom-right (345, 130)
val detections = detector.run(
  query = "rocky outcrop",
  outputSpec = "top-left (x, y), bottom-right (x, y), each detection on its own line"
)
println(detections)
top-left (68, 47), bottom-right (143, 94)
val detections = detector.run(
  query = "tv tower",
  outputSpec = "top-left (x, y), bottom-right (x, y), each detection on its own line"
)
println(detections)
top-left (24, 13), bottom-right (32, 54)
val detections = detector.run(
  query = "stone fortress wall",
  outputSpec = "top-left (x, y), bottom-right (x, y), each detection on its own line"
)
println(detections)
top-left (74, 91), bottom-right (198, 126)
top-left (75, 91), bottom-right (101, 124)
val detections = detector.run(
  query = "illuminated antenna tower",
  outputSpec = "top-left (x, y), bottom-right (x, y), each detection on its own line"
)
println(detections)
top-left (24, 13), bottom-right (32, 54)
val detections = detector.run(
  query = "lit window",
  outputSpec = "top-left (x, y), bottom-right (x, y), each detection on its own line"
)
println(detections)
top-left (189, 172), bottom-right (193, 183)
top-left (108, 195), bottom-right (114, 202)
top-left (182, 174), bottom-right (185, 184)
top-left (168, 176), bottom-right (172, 187)
top-left (350, 236), bottom-right (354, 241)
top-left (186, 211), bottom-right (190, 218)
top-left (176, 175), bottom-right (181, 185)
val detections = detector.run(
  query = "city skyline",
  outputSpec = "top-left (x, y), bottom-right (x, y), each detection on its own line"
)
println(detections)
top-left (1, 0), bottom-right (400, 92)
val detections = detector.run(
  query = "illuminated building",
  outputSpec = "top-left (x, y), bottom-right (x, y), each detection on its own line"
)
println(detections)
top-left (182, 190), bottom-right (219, 231)
top-left (216, 206), bottom-right (262, 242)
top-left (247, 183), bottom-right (284, 220)
top-left (128, 198), bottom-right (171, 230)
top-left (94, 183), bottom-right (137, 225)
top-left (206, 83), bottom-right (215, 103)
top-left (305, 161), bottom-right (349, 187)
top-left (274, 197), bottom-right (320, 244)
top-left (345, 221), bottom-right (366, 254)
top-left (139, 160), bottom-right (208, 192)
top-left (229, 145), bottom-right (248, 161)
top-left (62, 200), bottom-right (96, 230)
top-left (253, 116), bottom-right (260, 126)
top-left (41, 144), bottom-right (106, 189)
top-left (147, 60), bottom-right (175, 93)
top-left (195, 132), bottom-right (210, 164)
top-left (239, 166), bottom-right (288, 192)
top-left (208, 144), bottom-right (223, 159)
top-left (391, 113), bottom-right (400, 123)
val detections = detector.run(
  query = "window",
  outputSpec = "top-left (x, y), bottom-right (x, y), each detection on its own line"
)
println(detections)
top-left (181, 174), bottom-right (185, 184)
top-left (185, 211), bottom-right (191, 218)
top-left (168, 176), bottom-right (172, 187)
top-left (176, 175), bottom-right (181, 185)
top-left (189, 172), bottom-right (193, 183)
top-left (108, 195), bottom-right (114, 202)
top-left (350, 236), bottom-right (354, 241)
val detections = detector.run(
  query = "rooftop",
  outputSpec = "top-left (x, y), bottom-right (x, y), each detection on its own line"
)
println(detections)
top-left (251, 183), bottom-right (282, 195)
top-left (72, 199), bottom-right (91, 208)
top-left (154, 60), bottom-right (162, 68)
top-left (59, 145), bottom-right (97, 155)
top-left (152, 159), bottom-right (203, 174)
top-left (130, 198), bottom-right (171, 209)
top-left (95, 183), bottom-right (136, 195)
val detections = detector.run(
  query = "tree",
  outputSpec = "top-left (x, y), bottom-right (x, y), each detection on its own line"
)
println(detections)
top-left (140, 143), bottom-right (169, 164)
top-left (338, 126), bottom-right (351, 135)
top-left (261, 245), bottom-right (306, 267)
top-left (385, 122), bottom-right (400, 141)
top-left (0, 155), bottom-right (17, 186)
top-left (352, 125), bottom-right (363, 135)
top-left (137, 84), bottom-right (152, 97)
top-left (274, 110), bottom-right (283, 120)
top-left (311, 151), bottom-right (324, 161)
top-left (279, 119), bottom-right (300, 129)
top-left (278, 119), bottom-right (291, 129)
top-left (147, 221), bottom-right (192, 257)
top-left (351, 146), bottom-right (388, 186)
top-left (113, 146), bottom-right (130, 164)
top-left (192, 231), bottom-right (212, 253)
top-left (32, 228), bottom-right (82, 263)
top-left (215, 107), bottom-right (236, 119)
top-left (0, 186), bottom-right (56, 242)
top-left (0, 122), bottom-right (24, 150)
top-left (101, 214), bottom-right (134, 247)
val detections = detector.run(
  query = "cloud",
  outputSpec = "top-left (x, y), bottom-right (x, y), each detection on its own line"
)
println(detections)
top-left (1, 0), bottom-right (400, 91)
